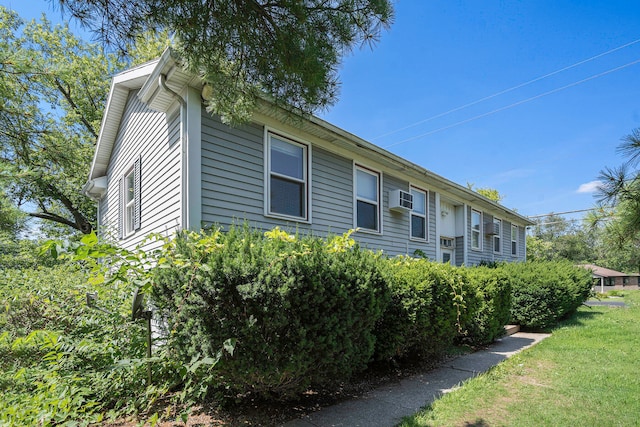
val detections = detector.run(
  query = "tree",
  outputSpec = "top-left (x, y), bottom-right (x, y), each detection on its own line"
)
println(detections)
top-left (597, 128), bottom-right (640, 261)
top-left (54, 0), bottom-right (394, 123)
top-left (0, 8), bottom-right (166, 235)
top-left (466, 183), bottom-right (504, 203)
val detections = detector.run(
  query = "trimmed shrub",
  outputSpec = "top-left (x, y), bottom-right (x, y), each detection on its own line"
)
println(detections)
top-left (506, 261), bottom-right (593, 329)
top-left (374, 258), bottom-right (462, 361)
top-left (458, 265), bottom-right (512, 346)
top-left (151, 226), bottom-right (389, 399)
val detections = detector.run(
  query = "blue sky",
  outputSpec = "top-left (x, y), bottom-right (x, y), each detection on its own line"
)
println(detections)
top-left (4, 1), bottom-right (640, 223)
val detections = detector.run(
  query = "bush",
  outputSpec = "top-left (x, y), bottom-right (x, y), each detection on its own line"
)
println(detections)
top-left (506, 261), bottom-right (593, 329)
top-left (0, 264), bottom-right (150, 426)
top-left (374, 258), bottom-right (462, 361)
top-left (152, 226), bottom-right (389, 399)
top-left (458, 265), bottom-right (512, 346)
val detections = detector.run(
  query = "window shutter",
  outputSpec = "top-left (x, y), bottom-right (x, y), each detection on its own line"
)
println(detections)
top-left (134, 156), bottom-right (141, 230)
top-left (118, 176), bottom-right (124, 239)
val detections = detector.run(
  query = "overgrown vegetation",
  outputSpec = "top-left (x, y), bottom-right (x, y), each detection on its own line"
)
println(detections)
top-left (0, 227), bottom-right (593, 425)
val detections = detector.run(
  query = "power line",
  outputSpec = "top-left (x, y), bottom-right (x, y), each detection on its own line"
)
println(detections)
top-left (373, 38), bottom-right (640, 141)
top-left (383, 57), bottom-right (640, 149)
top-left (528, 208), bottom-right (605, 219)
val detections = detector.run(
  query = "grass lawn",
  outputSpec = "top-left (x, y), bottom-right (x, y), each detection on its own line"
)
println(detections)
top-left (399, 291), bottom-right (640, 427)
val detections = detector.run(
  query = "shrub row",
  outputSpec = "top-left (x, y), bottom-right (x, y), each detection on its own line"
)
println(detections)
top-left (152, 227), bottom-right (390, 399)
top-left (151, 228), bottom-right (518, 399)
top-left (503, 260), bottom-right (593, 329)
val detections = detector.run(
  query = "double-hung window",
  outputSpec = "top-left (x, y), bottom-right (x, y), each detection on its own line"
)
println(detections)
top-left (355, 165), bottom-right (380, 232)
top-left (471, 209), bottom-right (482, 250)
top-left (493, 218), bottom-right (502, 253)
top-left (267, 133), bottom-right (309, 220)
top-left (511, 225), bottom-right (518, 256)
top-left (410, 187), bottom-right (428, 240)
top-left (119, 156), bottom-right (141, 239)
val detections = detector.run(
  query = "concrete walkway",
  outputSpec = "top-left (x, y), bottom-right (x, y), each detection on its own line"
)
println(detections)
top-left (283, 332), bottom-right (550, 427)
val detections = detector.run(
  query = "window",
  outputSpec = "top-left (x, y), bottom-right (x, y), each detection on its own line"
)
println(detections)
top-left (355, 165), bottom-right (380, 232)
top-left (119, 156), bottom-right (141, 239)
top-left (410, 187), bottom-right (427, 240)
top-left (267, 133), bottom-right (308, 220)
top-left (471, 209), bottom-right (482, 250)
top-left (511, 224), bottom-right (518, 256)
top-left (493, 218), bottom-right (502, 253)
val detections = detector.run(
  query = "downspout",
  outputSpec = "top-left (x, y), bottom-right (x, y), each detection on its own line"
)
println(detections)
top-left (159, 74), bottom-right (186, 109)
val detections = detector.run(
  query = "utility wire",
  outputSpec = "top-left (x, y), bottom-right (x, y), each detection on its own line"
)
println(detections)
top-left (384, 58), bottom-right (640, 149)
top-left (528, 207), bottom-right (609, 218)
top-left (373, 38), bottom-right (640, 141)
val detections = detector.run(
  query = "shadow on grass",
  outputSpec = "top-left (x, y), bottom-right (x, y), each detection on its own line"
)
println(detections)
top-left (464, 419), bottom-right (490, 427)
top-left (557, 307), bottom-right (603, 328)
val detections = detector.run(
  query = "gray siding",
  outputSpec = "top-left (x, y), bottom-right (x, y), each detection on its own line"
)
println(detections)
top-left (199, 112), bottom-right (443, 257)
top-left (198, 110), bottom-right (529, 261)
top-left (100, 91), bottom-right (181, 251)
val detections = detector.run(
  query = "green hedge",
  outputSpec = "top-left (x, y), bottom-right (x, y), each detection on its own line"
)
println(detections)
top-left (152, 227), bottom-right (389, 399)
top-left (457, 265), bottom-right (512, 346)
top-left (504, 261), bottom-right (593, 329)
top-left (374, 258), bottom-right (462, 361)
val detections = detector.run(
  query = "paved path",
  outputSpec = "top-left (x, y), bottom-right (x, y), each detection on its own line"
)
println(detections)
top-left (283, 332), bottom-right (550, 427)
top-left (584, 300), bottom-right (627, 307)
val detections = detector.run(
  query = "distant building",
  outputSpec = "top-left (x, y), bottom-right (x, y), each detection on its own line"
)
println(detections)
top-left (579, 264), bottom-right (640, 292)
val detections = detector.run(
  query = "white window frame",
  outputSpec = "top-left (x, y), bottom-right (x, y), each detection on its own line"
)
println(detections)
top-left (124, 167), bottom-right (136, 236)
top-left (354, 164), bottom-right (381, 233)
top-left (265, 131), bottom-right (310, 222)
top-left (511, 224), bottom-right (518, 256)
top-left (471, 209), bottom-right (482, 250)
top-left (119, 156), bottom-right (141, 240)
top-left (493, 217), bottom-right (502, 254)
top-left (410, 186), bottom-right (428, 241)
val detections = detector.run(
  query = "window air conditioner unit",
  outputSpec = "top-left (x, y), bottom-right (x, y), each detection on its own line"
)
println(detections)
top-left (485, 222), bottom-right (500, 235)
top-left (389, 189), bottom-right (413, 211)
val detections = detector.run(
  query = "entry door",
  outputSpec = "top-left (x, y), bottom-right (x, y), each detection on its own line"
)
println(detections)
top-left (442, 248), bottom-right (455, 264)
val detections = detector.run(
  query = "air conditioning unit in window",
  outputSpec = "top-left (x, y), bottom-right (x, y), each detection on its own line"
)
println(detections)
top-left (485, 222), bottom-right (500, 235)
top-left (389, 189), bottom-right (413, 212)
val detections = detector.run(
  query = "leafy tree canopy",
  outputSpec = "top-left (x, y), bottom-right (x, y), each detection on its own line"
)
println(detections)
top-left (466, 183), bottom-right (504, 203)
top-left (0, 7), bottom-right (166, 236)
top-left (54, 0), bottom-right (394, 123)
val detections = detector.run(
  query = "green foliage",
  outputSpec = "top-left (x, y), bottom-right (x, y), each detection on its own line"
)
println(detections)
top-left (58, 0), bottom-right (394, 124)
top-left (505, 261), bottom-right (593, 329)
top-left (0, 236), bottom-right (61, 270)
top-left (152, 226), bottom-right (389, 399)
top-left (458, 265), bottom-right (512, 346)
top-left (0, 8), bottom-right (168, 236)
top-left (374, 258), bottom-right (462, 361)
top-left (0, 263), bottom-right (151, 426)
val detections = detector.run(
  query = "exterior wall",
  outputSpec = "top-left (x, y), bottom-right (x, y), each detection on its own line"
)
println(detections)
top-left (99, 91), bottom-right (182, 251)
top-left (464, 208), bottom-right (526, 265)
top-left (199, 110), bottom-right (530, 261)
top-left (200, 112), bottom-right (441, 256)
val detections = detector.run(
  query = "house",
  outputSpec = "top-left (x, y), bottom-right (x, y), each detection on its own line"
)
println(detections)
top-left (579, 264), bottom-right (640, 292)
top-left (83, 49), bottom-right (534, 265)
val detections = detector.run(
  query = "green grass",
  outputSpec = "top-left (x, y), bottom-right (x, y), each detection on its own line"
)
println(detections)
top-left (399, 291), bottom-right (640, 427)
